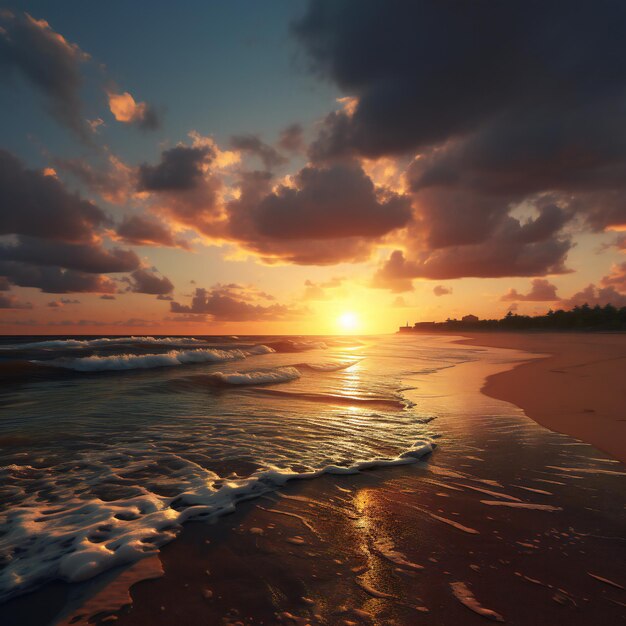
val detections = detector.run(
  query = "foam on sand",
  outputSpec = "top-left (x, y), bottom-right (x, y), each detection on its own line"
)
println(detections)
top-left (450, 581), bottom-right (504, 622)
top-left (0, 440), bottom-right (435, 602)
top-left (36, 348), bottom-right (247, 371)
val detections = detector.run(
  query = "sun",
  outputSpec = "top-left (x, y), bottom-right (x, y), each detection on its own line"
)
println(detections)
top-left (337, 311), bottom-right (359, 332)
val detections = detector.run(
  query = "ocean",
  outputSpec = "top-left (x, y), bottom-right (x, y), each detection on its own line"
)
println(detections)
top-left (0, 333), bottom-right (623, 615)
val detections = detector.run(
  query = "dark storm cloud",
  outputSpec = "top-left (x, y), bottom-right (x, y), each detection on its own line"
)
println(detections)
top-left (230, 134), bottom-right (287, 170)
top-left (0, 11), bottom-right (91, 139)
top-left (170, 286), bottom-right (302, 322)
top-left (0, 150), bottom-right (108, 242)
top-left (0, 237), bottom-right (140, 274)
top-left (0, 277), bottom-right (10, 291)
top-left (295, 1), bottom-right (626, 159)
top-left (295, 0), bottom-right (626, 238)
top-left (501, 279), bottom-right (559, 302)
top-left (116, 215), bottom-right (189, 249)
top-left (0, 261), bottom-right (117, 293)
top-left (138, 146), bottom-right (213, 192)
top-left (126, 268), bottom-right (174, 295)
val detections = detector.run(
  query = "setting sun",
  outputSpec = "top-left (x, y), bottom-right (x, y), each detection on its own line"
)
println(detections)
top-left (338, 311), bottom-right (359, 332)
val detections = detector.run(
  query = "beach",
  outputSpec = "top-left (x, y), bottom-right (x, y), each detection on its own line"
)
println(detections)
top-left (0, 333), bottom-right (624, 625)
top-left (459, 332), bottom-right (626, 464)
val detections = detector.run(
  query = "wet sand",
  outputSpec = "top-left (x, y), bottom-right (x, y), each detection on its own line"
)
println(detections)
top-left (457, 332), bottom-right (626, 464)
top-left (2, 335), bottom-right (625, 625)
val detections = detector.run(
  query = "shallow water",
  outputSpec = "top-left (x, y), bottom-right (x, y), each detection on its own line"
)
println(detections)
top-left (0, 333), bottom-right (477, 602)
top-left (1, 333), bottom-right (624, 624)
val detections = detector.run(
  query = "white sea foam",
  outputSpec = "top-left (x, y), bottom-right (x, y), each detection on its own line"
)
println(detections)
top-left (297, 360), bottom-right (360, 372)
top-left (36, 348), bottom-right (247, 371)
top-left (210, 366), bottom-right (301, 385)
top-left (0, 440), bottom-right (434, 602)
top-left (244, 344), bottom-right (276, 355)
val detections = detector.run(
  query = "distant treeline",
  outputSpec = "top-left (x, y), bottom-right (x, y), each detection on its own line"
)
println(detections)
top-left (418, 304), bottom-right (626, 332)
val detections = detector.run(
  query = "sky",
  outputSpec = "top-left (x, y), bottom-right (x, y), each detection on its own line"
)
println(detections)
top-left (1, 0), bottom-right (626, 335)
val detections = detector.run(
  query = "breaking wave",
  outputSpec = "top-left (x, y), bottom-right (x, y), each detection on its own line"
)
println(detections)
top-left (208, 366), bottom-right (302, 386)
top-left (36, 348), bottom-right (247, 372)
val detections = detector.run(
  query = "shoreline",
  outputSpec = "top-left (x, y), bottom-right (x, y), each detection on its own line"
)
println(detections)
top-left (454, 332), bottom-right (626, 464)
top-left (2, 333), bottom-right (624, 625)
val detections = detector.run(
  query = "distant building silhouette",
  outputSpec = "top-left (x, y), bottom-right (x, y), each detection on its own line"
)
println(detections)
top-left (398, 304), bottom-right (626, 333)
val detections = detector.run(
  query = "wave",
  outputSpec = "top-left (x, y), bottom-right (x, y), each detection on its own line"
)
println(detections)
top-left (3, 336), bottom-right (206, 351)
top-left (266, 340), bottom-right (328, 353)
top-left (208, 366), bottom-right (301, 386)
top-left (252, 388), bottom-right (407, 409)
top-left (35, 348), bottom-right (247, 372)
top-left (295, 360), bottom-right (359, 372)
top-left (244, 344), bottom-right (275, 355)
top-left (0, 440), bottom-right (435, 603)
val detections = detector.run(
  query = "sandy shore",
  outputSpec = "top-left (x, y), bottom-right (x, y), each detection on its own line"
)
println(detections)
top-left (457, 332), bottom-right (626, 464)
top-left (2, 333), bottom-right (625, 625)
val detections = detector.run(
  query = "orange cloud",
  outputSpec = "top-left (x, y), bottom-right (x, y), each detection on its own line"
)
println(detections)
top-left (107, 91), bottom-right (158, 129)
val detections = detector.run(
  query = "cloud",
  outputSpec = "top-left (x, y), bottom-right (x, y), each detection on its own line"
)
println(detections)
top-left (100, 294), bottom-right (116, 300)
top-left (0, 11), bottom-right (91, 138)
top-left (138, 145), bottom-right (213, 192)
top-left (0, 277), bottom-right (10, 291)
top-left (0, 150), bottom-right (108, 243)
top-left (501, 278), bottom-right (559, 302)
top-left (303, 276), bottom-right (344, 300)
top-left (372, 209), bottom-right (571, 289)
top-left (253, 162), bottom-right (410, 239)
top-left (126, 269), bottom-right (174, 295)
top-left (0, 237), bottom-right (140, 274)
top-left (278, 123), bottom-right (304, 152)
top-left (224, 162), bottom-right (411, 264)
top-left (370, 251), bottom-right (415, 293)
top-left (296, 2), bottom-right (626, 158)
top-left (164, 313), bottom-right (207, 323)
top-left (559, 284), bottom-right (626, 309)
top-left (0, 293), bottom-right (32, 309)
top-left (107, 91), bottom-right (160, 130)
top-left (392, 296), bottom-right (408, 307)
top-left (230, 134), bottom-right (287, 170)
top-left (40, 318), bottom-right (161, 328)
top-left (600, 261), bottom-right (626, 292)
top-left (293, 0), bottom-right (626, 261)
top-left (433, 285), bottom-right (452, 296)
top-left (0, 262), bottom-right (117, 293)
top-left (47, 297), bottom-right (80, 308)
top-left (170, 285), bottom-right (303, 321)
top-left (53, 153), bottom-right (134, 204)
top-left (137, 144), bottom-right (223, 235)
top-left (115, 215), bottom-right (189, 249)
